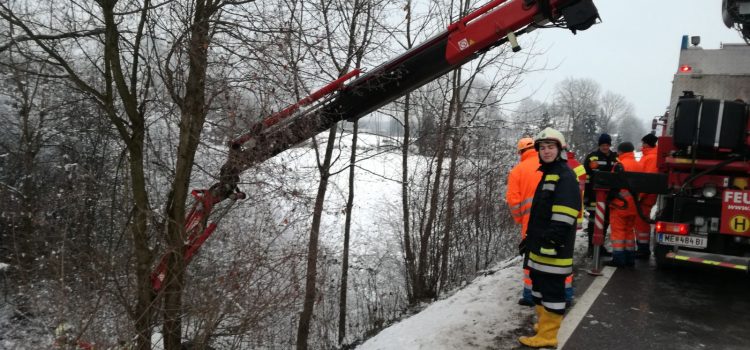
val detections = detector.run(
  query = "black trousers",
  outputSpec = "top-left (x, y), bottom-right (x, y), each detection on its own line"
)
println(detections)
top-left (530, 269), bottom-right (567, 315)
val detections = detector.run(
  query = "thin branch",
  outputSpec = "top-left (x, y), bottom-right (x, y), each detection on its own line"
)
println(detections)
top-left (0, 28), bottom-right (106, 53)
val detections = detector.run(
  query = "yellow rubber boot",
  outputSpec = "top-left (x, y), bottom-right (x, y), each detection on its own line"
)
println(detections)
top-left (519, 309), bottom-right (563, 348)
top-left (533, 305), bottom-right (544, 332)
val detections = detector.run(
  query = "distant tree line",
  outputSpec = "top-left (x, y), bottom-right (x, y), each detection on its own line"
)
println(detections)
top-left (512, 77), bottom-right (647, 156)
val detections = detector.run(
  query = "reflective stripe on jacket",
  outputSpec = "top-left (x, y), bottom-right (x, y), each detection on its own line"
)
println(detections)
top-left (525, 159), bottom-right (581, 276)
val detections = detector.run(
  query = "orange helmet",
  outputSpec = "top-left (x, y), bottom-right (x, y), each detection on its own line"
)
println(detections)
top-left (517, 137), bottom-right (535, 152)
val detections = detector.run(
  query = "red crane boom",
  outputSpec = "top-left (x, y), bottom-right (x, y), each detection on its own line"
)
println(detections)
top-left (151, 0), bottom-right (600, 291)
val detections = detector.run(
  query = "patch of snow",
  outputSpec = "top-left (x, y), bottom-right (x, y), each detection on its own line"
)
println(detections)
top-left (357, 227), bottom-right (592, 349)
top-left (152, 332), bottom-right (164, 350)
top-left (357, 257), bottom-right (530, 350)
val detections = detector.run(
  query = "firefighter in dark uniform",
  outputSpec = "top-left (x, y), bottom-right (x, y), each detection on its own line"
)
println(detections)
top-left (583, 133), bottom-right (618, 257)
top-left (518, 127), bottom-right (581, 348)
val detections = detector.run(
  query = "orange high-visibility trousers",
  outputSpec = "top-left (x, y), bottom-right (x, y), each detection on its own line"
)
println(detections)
top-left (523, 268), bottom-right (533, 302)
top-left (610, 207), bottom-right (637, 266)
top-left (634, 203), bottom-right (653, 246)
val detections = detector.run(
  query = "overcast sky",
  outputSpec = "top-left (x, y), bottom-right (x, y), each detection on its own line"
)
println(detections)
top-left (513, 0), bottom-right (744, 126)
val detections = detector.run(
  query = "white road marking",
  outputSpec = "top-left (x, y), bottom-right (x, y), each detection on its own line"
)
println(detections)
top-left (557, 266), bottom-right (616, 349)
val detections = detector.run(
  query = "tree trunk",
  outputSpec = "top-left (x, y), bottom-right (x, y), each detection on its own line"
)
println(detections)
top-left (401, 93), bottom-right (417, 302)
top-left (11, 86), bottom-right (40, 318)
top-left (438, 79), bottom-right (463, 295)
top-left (415, 71), bottom-right (458, 300)
top-left (338, 121), bottom-right (358, 345)
top-left (129, 140), bottom-right (155, 350)
top-left (163, 1), bottom-right (213, 348)
top-left (296, 125), bottom-right (338, 350)
top-left (99, 2), bottom-right (156, 347)
top-left (474, 176), bottom-right (482, 272)
top-left (400, 0), bottom-right (417, 303)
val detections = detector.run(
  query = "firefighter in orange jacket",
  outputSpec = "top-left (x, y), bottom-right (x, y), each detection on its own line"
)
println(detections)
top-left (518, 127), bottom-right (580, 348)
top-left (607, 142), bottom-right (640, 267)
top-left (635, 133), bottom-right (659, 259)
top-left (506, 137), bottom-right (542, 306)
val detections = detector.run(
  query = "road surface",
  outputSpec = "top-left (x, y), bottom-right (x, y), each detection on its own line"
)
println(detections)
top-left (562, 258), bottom-right (750, 350)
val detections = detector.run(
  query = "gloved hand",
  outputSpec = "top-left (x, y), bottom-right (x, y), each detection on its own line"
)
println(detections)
top-left (518, 238), bottom-right (527, 256)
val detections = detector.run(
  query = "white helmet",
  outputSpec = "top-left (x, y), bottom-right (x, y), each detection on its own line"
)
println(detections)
top-left (534, 127), bottom-right (567, 150)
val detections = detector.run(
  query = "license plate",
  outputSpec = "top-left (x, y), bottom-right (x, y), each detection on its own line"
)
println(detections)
top-left (657, 234), bottom-right (708, 249)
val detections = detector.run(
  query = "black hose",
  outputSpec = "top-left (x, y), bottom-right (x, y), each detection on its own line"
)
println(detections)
top-left (678, 155), bottom-right (744, 192)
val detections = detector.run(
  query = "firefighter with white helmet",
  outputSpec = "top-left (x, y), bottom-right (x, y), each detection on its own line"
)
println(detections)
top-left (518, 127), bottom-right (581, 348)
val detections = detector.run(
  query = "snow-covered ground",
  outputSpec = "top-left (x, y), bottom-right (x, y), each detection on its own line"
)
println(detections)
top-left (357, 229), bottom-right (590, 350)
top-left (1, 130), bottom-right (594, 349)
top-left (357, 256), bottom-right (530, 350)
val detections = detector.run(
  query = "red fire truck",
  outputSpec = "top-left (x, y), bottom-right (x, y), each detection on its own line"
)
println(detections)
top-left (651, 36), bottom-right (750, 270)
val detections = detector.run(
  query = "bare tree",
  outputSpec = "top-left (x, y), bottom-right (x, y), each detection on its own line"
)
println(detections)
top-left (296, 0), bottom-right (374, 348)
top-left (599, 91), bottom-right (634, 133)
top-left (513, 99), bottom-right (553, 137)
top-left (0, 1), bottom-right (272, 348)
top-left (615, 113), bottom-right (647, 145)
top-left (554, 77), bottom-right (601, 153)
top-left (337, 121), bottom-right (358, 345)
top-left (387, 0), bottom-right (547, 301)
top-left (397, 0), bottom-right (418, 304)
top-left (0, 1), bottom-right (161, 346)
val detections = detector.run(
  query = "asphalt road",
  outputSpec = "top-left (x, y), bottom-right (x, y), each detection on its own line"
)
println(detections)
top-left (563, 258), bottom-right (750, 350)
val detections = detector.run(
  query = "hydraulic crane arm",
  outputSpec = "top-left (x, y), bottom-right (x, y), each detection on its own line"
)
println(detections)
top-left (219, 0), bottom-right (598, 191)
top-left (151, 0), bottom-right (599, 291)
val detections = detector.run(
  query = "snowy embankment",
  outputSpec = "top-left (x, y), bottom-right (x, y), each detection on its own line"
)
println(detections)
top-left (357, 229), bottom-right (589, 350)
top-left (357, 256), bottom-right (529, 350)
